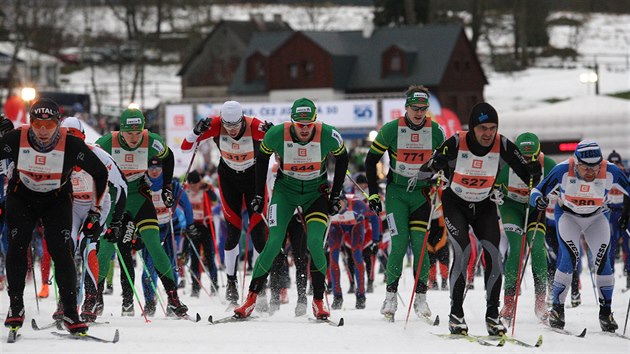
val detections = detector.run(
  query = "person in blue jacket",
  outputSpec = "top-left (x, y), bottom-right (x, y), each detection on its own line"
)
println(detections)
top-left (530, 140), bottom-right (630, 332)
top-left (605, 150), bottom-right (630, 290)
top-left (143, 156), bottom-right (197, 315)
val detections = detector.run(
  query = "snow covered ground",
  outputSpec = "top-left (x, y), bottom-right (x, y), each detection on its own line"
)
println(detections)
top-left (1, 259), bottom-right (629, 353)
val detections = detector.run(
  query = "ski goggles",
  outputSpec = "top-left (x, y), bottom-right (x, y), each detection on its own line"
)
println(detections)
top-left (31, 118), bottom-right (59, 130)
top-left (292, 119), bottom-right (316, 129)
top-left (409, 105), bottom-right (429, 112)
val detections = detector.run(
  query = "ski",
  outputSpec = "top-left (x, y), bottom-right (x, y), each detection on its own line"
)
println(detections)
top-left (51, 329), bottom-right (120, 343)
top-left (31, 319), bottom-right (62, 331)
top-left (7, 326), bottom-right (20, 343)
top-left (593, 331), bottom-right (630, 341)
top-left (208, 314), bottom-right (256, 324)
top-left (548, 326), bottom-right (587, 338)
top-left (423, 315), bottom-right (439, 326)
top-left (184, 313), bottom-right (201, 323)
top-left (308, 317), bottom-right (344, 327)
top-left (478, 334), bottom-right (543, 348)
top-left (433, 333), bottom-right (505, 347)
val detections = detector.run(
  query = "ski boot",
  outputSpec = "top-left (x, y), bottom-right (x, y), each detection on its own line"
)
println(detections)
top-left (80, 294), bottom-right (98, 322)
top-left (599, 307), bottom-right (618, 332)
top-left (166, 290), bottom-right (189, 317)
top-left (145, 299), bottom-right (157, 317)
top-left (234, 291), bottom-right (257, 318)
top-left (448, 313), bottom-right (468, 335)
top-left (441, 278), bottom-right (448, 290)
top-left (63, 312), bottom-right (88, 334)
top-left (485, 316), bottom-right (506, 336)
top-left (312, 299), bottom-right (330, 320)
top-left (413, 292), bottom-right (431, 318)
top-left (548, 304), bottom-right (565, 329)
top-left (331, 295), bottom-right (343, 310)
top-left (295, 294), bottom-right (307, 317)
top-left (226, 275), bottom-right (239, 304)
top-left (52, 301), bottom-right (64, 321)
top-left (571, 291), bottom-right (581, 307)
top-left (121, 300), bottom-right (134, 317)
top-left (380, 291), bottom-right (397, 321)
top-left (355, 294), bottom-right (366, 310)
top-left (4, 305), bottom-right (25, 329)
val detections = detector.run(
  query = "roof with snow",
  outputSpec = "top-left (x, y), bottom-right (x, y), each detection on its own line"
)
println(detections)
top-left (0, 42), bottom-right (60, 64)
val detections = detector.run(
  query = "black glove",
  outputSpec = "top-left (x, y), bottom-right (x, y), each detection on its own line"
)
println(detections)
top-left (369, 240), bottom-right (380, 254)
top-left (82, 209), bottom-right (102, 240)
top-left (250, 195), bottom-right (264, 214)
top-left (619, 213), bottom-right (629, 231)
top-left (193, 117), bottom-right (211, 135)
top-left (534, 195), bottom-right (548, 211)
top-left (368, 194), bottom-right (382, 213)
top-left (261, 121), bottom-right (274, 132)
top-left (105, 219), bottom-right (122, 243)
top-left (328, 194), bottom-right (343, 216)
top-left (162, 185), bottom-right (174, 207)
top-left (431, 154), bottom-right (449, 172)
top-left (186, 224), bottom-right (200, 241)
top-left (0, 115), bottom-right (14, 137)
top-left (526, 160), bottom-right (543, 186)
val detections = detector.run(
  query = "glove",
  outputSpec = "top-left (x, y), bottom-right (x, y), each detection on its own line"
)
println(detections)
top-left (193, 117), bottom-right (211, 135)
top-left (369, 240), bottom-right (380, 254)
top-left (82, 209), bottom-right (102, 240)
top-left (431, 154), bottom-right (449, 172)
top-left (534, 195), bottom-right (548, 211)
top-left (261, 121), bottom-right (274, 132)
top-left (619, 213), bottom-right (629, 231)
top-left (526, 160), bottom-right (543, 185)
top-left (368, 194), bottom-right (382, 213)
top-left (162, 185), bottom-right (174, 207)
top-left (0, 115), bottom-right (14, 137)
top-left (328, 194), bottom-right (343, 216)
top-left (105, 219), bottom-right (122, 243)
top-left (186, 224), bottom-right (200, 241)
top-left (250, 195), bottom-right (264, 214)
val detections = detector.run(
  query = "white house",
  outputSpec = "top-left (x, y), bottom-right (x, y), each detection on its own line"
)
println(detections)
top-left (0, 42), bottom-right (61, 90)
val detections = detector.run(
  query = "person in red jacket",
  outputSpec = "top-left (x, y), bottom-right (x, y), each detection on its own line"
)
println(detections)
top-left (181, 101), bottom-right (271, 305)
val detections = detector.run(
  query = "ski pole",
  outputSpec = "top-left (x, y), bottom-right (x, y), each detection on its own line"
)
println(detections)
top-left (404, 171), bottom-right (442, 329)
top-left (114, 243), bottom-right (150, 323)
top-left (462, 237), bottom-right (483, 302)
top-left (28, 244), bottom-right (40, 314)
top-left (138, 249), bottom-right (167, 316)
top-left (623, 293), bottom-right (630, 336)
top-left (188, 237), bottom-right (225, 305)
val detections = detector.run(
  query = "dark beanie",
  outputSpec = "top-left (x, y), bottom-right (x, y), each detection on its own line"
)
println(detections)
top-left (187, 170), bottom-right (202, 184)
top-left (468, 102), bottom-right (498, 129)
top-left (148, 156), bottom-right (162, 168)
top-left (355, 174), bottom-right (368, 184)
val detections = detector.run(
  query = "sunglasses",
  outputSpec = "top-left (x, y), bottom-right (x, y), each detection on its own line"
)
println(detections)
top-left (222, 118), bottom-right (243, 129)
top-left (292, 120), bottom-right (315, 128)
top-left (409, 105), bottom-right (429, 112)
top-left (31, 119), bottom-right (59, 130)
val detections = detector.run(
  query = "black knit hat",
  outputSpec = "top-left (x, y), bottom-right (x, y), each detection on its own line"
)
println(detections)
top-left (608, 150), bottom-right (622, 164)
top-left (30, 98), bottom-right (61, 121)
top-left (187, 170), bottom-right (201, 184)
top-left (468, 102), bottom-right (498, 129)
top-left (355, 174), bottom-right (367, 184)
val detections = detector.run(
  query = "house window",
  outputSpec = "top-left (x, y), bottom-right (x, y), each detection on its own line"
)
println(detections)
top-left (390, 54), bottom-right (401, 72)
top-left (304, 61), bottom-right (314, 80)
top-left (289, 63), bottom-right (299, 80)
top-left (30, 65), bottom-right (40, 82)
top-left (254, 60), bottom-right (265, 80)
top-left (46, 65), bottom-right (56, 86)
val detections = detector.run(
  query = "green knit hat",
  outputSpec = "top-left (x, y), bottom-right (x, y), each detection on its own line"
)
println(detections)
top-left (120, 108), bottom-right (145, 132)
top-left (515, 132), bottom-right (540, 157)
top-left (290, 98), bottom-right (317, 121)
top-left (405, 90), bottom-right (429, 107)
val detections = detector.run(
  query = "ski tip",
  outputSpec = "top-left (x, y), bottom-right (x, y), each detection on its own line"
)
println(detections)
top-left (535, 334), bottom-right (543, 347)
top-left (497, 337), bottom-right (506, 347)
top-left (432, 315), bottom-right (440, 326)
top-left (338, 318), bottom-right (345, 327)
top-left (31, 318), bottom-right (38, 330)
top-left (113, 329), bottom-right (120, 343)
top-left (194, 313), bottom-right (201, 322)
top-left (578, 328), bottom-right (587, 338)
top-left (208, 315), bottom-right (214, 324)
